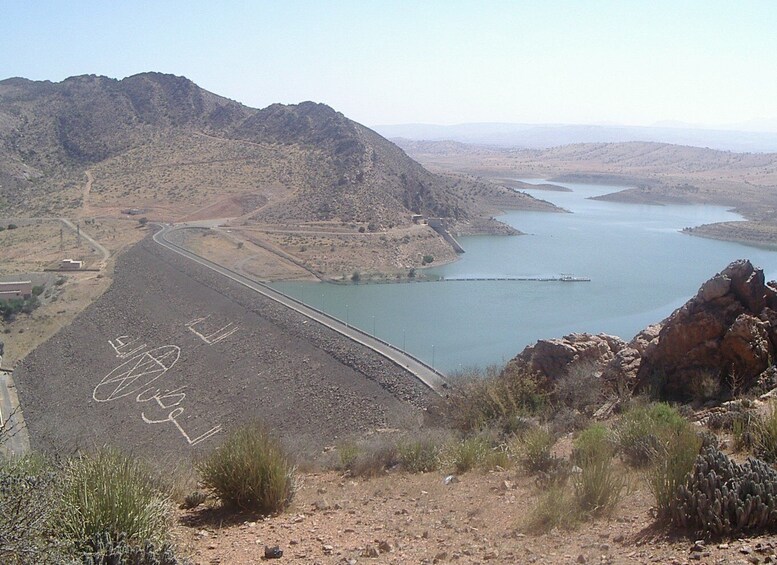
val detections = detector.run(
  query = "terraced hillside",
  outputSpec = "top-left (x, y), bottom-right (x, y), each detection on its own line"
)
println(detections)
top-left (13, 236), bottom-right (432, 462)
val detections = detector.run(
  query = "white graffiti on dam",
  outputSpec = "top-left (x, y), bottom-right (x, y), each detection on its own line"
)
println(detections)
top-left (94, 345), bottom-right (181, 402)
top-left (95, 337), bottom-right (222, 447)
top-left (136, 386), bottom-right (223, 446)
top-left (108, 335), bottom-right (147, 359)
top-left (186, 315), bottom-right (239, 345)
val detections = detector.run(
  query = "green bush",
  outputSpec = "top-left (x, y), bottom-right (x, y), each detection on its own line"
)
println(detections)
top-left (733, 413), bottom-right (759, 452)
top-left (198, 423), bottom-right (296, 514)
top-left (616, 402), bottom-right (687, 467)
top-left (572, 424), bottom-right (624, 515)
top-left (647, 424), bottom-right (702, 522)
top-left (518, 427), bottom-right (557, 473)
top-left (447, 435), bottom-right (490, 474)
top-left (57, 448), bottom-right (170, 553)
top-left (398, 438), bottom-right (441, 473)
top-left (755, 402), bottom-right (777, 463)
top-left (336, 442), bottom-right (361, 472)
top-left (573, 449), bottom-right (625, 516)
top-left (572, 423), bottom-right (614, 467)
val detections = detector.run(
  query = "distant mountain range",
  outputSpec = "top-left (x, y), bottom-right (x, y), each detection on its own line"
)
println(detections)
top-left (373, 122), bottom-right (777, 153)
top-left (0, 73), bottom-right (545, 223)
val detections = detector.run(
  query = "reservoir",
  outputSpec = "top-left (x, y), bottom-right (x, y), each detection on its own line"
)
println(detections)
top-left (273, 181), bottom-right (777, 373)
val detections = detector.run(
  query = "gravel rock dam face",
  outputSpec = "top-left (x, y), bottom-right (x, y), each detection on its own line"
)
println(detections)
top-left (14, 238), bottom-right (431, 462)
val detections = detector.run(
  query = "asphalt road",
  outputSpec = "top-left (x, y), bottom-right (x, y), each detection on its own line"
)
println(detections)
top-left (154, 224), bottom-right (448, 394)
top-left (0, 371), bottom-right (30, 457)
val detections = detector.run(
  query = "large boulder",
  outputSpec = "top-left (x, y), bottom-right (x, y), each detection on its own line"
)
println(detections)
top-left (502, 332), bottom-right (626, 386)
top-left (634, 260), bottom-right (777, 400)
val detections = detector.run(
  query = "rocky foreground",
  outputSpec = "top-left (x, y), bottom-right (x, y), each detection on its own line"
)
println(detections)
top-left (174, 464), bottom-right (777, 565)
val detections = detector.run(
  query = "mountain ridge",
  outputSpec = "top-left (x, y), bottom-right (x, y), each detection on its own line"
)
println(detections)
top-left (0, 72), bottom-right (553, 224)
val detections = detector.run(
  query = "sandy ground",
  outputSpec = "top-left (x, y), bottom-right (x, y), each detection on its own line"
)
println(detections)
top-left (175, 222), bottom-right (459, 283)
top-left (172, 464), bottom-right (777, 565)
top-left (0, 218), bottom-right (145, 366)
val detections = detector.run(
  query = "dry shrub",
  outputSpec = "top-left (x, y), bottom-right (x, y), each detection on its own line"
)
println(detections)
top-left (521, 486), bottom-right (581, 533)
top-left (445, 366), bottom-right (548, 433)
top-left (198, 422), bottom-right (295, 514)
top-left (0, 454), bottom-right (66, 563)
top-left (346, 445), bottom-right (399, 478)
top-left (686, 368), bottom-right (722, 403)
top-left (572, 423), bottom-right (624, 516)
top-left (554, 361), bottom-right (604, 414)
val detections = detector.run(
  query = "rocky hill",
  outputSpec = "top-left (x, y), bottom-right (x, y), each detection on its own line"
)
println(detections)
top-left (0, 73), bottom-right (553, 224)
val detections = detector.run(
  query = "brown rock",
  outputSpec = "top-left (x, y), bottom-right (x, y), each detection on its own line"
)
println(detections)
top-left (504, 332), bottom-right (626, 384)
top-left (507, 260), bottom-right (777, 401)
top-left (635, 260), bottom-right (777, 399)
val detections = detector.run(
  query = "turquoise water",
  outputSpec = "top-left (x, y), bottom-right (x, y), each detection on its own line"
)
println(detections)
top-left (273, 181), bottom-right (777, 373)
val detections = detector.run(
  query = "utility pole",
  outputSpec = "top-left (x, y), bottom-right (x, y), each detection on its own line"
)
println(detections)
top-left (60, 227), bottom-right (64, 251)
top-left (76, 223), bottom-right (81, 247)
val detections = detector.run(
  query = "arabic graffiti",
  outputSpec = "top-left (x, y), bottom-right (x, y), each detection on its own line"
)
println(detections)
top-left (136, 386), bottom-right (223, 446)
top-left (94, 346), bottom-right (180, 402)
top-left (95, 336), bottom-right (222, 447)
top-left (186, 315), bottom-right (239, 345)
top-left (108, 335), bottom-right (147, 359)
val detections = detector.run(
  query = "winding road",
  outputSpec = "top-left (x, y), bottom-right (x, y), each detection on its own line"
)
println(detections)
top-left (153, 224), bottom-right (448, 394)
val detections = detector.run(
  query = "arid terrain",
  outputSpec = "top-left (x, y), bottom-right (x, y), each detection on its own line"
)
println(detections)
top-left (172, 449), bottom-right (777, 565)
top-left (0, 217), bottom-right (145, 365)
top-left (6, 73), bottom-right (777, 565)
top-left (396, 139), bottom-right (777, 248)
top-left (0, 73), bottom-right (566, 283)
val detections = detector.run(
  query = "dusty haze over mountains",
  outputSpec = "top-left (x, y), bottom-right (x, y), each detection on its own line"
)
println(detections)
top-left (375, 122), bottom-right (777, 153)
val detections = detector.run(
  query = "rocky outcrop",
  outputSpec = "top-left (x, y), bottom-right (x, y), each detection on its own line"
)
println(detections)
top-left (634, 260), bottom-right (777, 399)
top-left (601, 325), bottom-right (662, 394)
top-left (502, 332), bottom-right (626, 384)
top-left (506, 260), bottom-right (777, 402)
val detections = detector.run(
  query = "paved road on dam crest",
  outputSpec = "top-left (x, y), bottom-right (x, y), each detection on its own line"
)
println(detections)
top-left (153, 224), bottom-right (448, 394)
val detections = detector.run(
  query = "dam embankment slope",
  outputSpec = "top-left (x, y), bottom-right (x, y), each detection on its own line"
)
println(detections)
top-left (13, 237), bottom-right (432, 461)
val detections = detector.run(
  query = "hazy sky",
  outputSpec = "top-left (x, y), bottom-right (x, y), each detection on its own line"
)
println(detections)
top-left (3, 0), bottom-right (776, 129)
